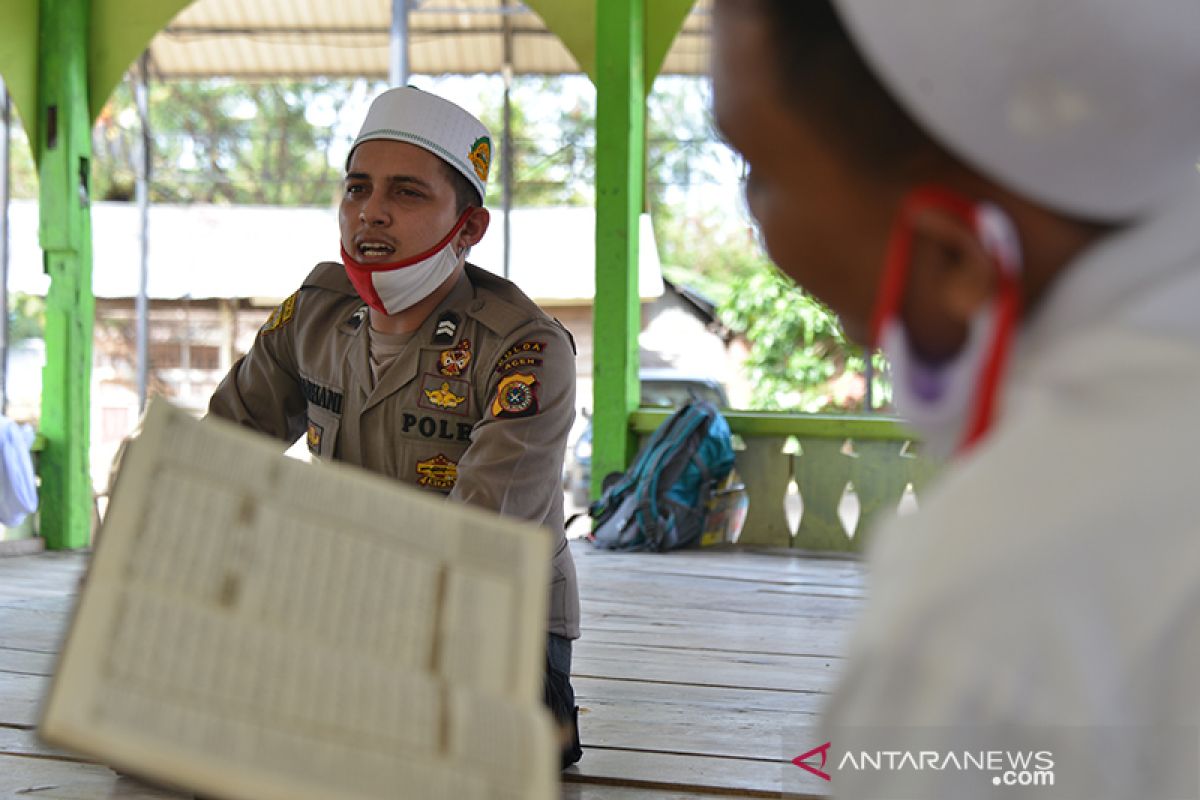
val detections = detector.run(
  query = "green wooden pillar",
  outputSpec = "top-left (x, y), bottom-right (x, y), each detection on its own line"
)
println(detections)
top-left (36, 0), bottom-right (93, 550)
top-left (591, 0), bottom-right (644, 497)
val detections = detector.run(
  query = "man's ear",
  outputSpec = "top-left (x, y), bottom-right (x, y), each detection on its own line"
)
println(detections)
top-left (901, 206), bottom-right (999, 362)
top-left (458, 207), bottom-right (490, 250)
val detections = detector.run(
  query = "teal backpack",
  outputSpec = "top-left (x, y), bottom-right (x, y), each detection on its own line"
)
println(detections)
top-left (587, 400), bottom-right (735, 552)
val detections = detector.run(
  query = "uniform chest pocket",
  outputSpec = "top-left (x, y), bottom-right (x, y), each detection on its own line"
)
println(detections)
top-left (305, 404), bottom-right (341, 460)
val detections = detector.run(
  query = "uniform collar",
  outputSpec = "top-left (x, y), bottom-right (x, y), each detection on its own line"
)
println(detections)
top-left (358, 267), bottom-right (479, 411)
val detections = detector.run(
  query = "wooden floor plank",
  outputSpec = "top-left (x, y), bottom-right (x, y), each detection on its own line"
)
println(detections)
top-left (579, 580), bottom-right (863, 621)
top-left (572, 546), bottom-right (863, 579)
top-left (562, 786), bottom-right (735, 800)
top-left (0, 753), bottom-right (188, 798)
top-left (0, 671), bottom-right (50, 728)
top-left (578, 699), bottom-right (820, 760)
top-left (574, 641), bottom-right (841, 693)
top-left (0, 606), bottom-right (72, 654)
top-left (0, 644), bottom-right (58, 676)
top-left (565, 747), bottom-right (829, 798)
top-left (573, 676), bottom-right (827, 714)
top-left (0, 724), bottom-right (86, 761)
top-left (579, 611), bottom-right (852, 657)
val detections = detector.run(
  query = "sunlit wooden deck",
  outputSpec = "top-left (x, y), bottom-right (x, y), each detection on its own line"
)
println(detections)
top-left (0, 541), bottom-right (865, 799)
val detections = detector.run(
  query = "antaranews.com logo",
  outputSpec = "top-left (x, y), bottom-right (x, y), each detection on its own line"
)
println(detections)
top-left (793, 741), bottom-right (1054, 788)
top-left (783, 726), bottom-right (1199, 799)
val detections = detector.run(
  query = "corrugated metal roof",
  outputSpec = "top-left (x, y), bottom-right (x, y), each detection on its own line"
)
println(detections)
top-left (148, 0), bottom-right (710, 79)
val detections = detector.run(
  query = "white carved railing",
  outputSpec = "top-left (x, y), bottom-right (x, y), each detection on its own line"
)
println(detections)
top-left (631, 410), bottom-right (937, 553)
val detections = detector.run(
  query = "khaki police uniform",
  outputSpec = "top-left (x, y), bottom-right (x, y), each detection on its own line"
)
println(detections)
top-left (208, 260), bottom-right (580, 640)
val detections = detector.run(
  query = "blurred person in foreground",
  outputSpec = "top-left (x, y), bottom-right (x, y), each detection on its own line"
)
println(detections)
top-left (712, 0), bottom-right (1200, 796)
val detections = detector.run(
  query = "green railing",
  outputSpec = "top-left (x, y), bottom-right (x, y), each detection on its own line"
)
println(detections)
top-left (630, 409), bottom-right (938, 553)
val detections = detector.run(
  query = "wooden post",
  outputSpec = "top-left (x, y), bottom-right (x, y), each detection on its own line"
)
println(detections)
top-left (37, 0), bottom-right (94, 550)
top-left (591, 0), bottom-right (644, 497)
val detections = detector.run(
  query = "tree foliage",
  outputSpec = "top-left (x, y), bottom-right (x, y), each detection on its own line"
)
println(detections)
top-left (93, 78), bottom-right (361, 205)
top-left (718, 265), bottom-right (889, 412)
top-left (479, 77), bottom-right (595, 208)
top-left (8, 293), bottom-right (45, 343)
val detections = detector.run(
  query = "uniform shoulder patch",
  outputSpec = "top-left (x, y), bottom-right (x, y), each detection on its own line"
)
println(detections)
top-left (494, 340), bottom-right (546, 374)
top-left (260, 292), bottom-right (298, 334)
top-left (491, 372), bottom-right (539, 418)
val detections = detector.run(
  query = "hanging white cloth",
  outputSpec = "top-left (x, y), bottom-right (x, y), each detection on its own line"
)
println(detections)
top-left (0, 415), bottom-right (38, 527)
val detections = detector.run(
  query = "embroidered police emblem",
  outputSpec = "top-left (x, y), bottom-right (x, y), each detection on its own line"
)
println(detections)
top-left (432, 311), bottom-right (460, 345)
top-left (469, 136), bottom-right (492, 182)
top-left (416, 454), bottom-right (458, 490)
top-left (260, 292), bottom-right (297, 334)
top-left (492, 372), bottom-right (538, 418)
top-left (425, 381), bottom-right (466, 410)
top-left (494, 340), bottom-right (545, 373)
top-left (306, 419), bottom-right (324, 454)
top-left (439, 338), bottom-right (472, 376)
top-left (418, 374), bottom-right (471, 417)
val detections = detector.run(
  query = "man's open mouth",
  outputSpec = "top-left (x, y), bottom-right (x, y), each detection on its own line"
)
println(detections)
top-left (357, 242), bottom-right (396, 258)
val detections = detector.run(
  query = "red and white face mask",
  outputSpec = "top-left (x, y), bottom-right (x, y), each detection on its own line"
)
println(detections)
top-left (340, 210), bottom-right (471, 315)
top-left (869, 186), bottom-right (1022, 459)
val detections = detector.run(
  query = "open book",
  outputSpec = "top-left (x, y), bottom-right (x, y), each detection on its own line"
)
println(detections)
top-left (40, 399), bottom-right (557, 800)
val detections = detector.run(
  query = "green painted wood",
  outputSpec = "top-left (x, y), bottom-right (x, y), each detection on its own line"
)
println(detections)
top-left (642, 0), bottom-right (695, 88)
top-left (792, 437), bottom-right (852, 551)
top-left (523, 0), bottom-right (694, 90)
top-left (36, 0), bottom-right (94, 550)
top-left (1, 1), bottom-right (193, 161)
top-left (0, 1), bottom-right (38, 148)
top-left (88, 0), bottom-right (194, 125)
top-left (590, 0), bottom-right (644, 499)
top-left (845, 439), bottom-right (910, 553)
top-left (630, 408), bottom-right (917, 440)
top-left (731, 438), bottom-right (792, 547)
top-left (524, 0), bottom-right (594, 77)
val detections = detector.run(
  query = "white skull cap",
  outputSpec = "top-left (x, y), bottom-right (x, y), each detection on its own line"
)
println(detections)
top-left (349, 86), bottom-right (493, 203)
top-left (835, 0), bottom-right (1200, 221)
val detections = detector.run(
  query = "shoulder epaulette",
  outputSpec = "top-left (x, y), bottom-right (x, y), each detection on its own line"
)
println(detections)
top-left (463, 263), bottom-right (555, 336)
top-left (300, 261), bottom-right (358, 297)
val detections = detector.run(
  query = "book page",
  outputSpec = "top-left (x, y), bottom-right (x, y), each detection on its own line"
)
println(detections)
top-left (39, 399), bottom-right (556, 800)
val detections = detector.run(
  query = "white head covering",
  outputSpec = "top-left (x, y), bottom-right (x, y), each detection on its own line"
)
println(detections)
top-left (349, 86), bottom-right (492, 204)
top-left (835, 0), bottom-right (1200, 222)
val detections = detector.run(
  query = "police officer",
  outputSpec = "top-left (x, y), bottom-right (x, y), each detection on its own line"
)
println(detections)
top-left (208, 86), bottom-right (582, 768)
